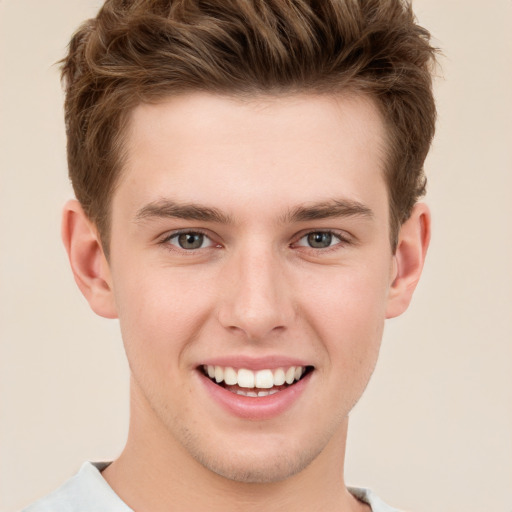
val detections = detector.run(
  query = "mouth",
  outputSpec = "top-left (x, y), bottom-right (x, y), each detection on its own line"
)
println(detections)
top-left (201, 364), bottom-right (314, 397)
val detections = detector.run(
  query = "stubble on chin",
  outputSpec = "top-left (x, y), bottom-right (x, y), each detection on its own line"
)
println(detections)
top-left (176, 423), bottom-right (332, 485)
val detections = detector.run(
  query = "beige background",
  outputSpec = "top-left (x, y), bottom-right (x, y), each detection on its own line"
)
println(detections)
top-left (1, 0), bottom-right (511, 511)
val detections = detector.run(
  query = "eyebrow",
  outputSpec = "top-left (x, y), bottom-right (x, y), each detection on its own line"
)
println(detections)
top-left (134, 198), bottom-right (373, 225)
top-left (282, 199), bottom-right (374, 223)
top-left (134, 199), bottom-right (233, 224)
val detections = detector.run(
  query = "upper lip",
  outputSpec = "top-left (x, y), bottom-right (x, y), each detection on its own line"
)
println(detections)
top-left (198, 356), bottom-right (312, 371)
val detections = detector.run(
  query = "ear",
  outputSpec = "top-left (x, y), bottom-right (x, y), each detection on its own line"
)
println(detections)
top-left (386, 203), bottom-right (431, 319)
top-left (61, 199), bottom-right (118, 319)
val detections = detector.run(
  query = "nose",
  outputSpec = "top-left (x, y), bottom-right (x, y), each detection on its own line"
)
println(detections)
top-left (217, 246), bottom-right (295, 341)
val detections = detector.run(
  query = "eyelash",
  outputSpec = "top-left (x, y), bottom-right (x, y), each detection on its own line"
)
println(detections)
top-left (292, 229), bottom-right (352, 252)
top-left (159, 229), bottom-right (218, 253)
top-left (158, 229), bottom-right (352, 253)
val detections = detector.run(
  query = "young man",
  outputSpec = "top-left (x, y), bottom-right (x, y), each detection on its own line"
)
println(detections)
top-left (24, 1), bottom-right (436, 510)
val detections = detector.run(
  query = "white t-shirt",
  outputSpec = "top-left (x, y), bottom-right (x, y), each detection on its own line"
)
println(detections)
top-left (22, 462), bottom-right (401, 512)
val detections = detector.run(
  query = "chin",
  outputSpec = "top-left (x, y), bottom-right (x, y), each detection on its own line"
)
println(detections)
top-left (181, 430), bottom-right (327, 484)
top-left (198, 450), bottom-right (316, 484)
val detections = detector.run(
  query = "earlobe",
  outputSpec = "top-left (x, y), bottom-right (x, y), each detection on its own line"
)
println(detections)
top-left (61, 199), bottom-right (118, 319)
top-left (386, 203), bottom-right (431, 319)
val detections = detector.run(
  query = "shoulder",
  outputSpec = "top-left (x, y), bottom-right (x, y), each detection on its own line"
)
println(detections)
top-left (21, 462), bottom-right (132, 512)
top-left (349, 487), bottom-right (404, 512)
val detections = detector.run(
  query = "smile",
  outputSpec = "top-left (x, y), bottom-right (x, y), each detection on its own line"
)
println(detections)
top-left (202, 365), bottom-right (313, 397)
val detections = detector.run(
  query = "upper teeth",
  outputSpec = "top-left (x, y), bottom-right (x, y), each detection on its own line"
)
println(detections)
top-left (205, 365), bottom-right (305, 388)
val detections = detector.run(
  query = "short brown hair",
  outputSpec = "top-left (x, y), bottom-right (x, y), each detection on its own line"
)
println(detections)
top-left (61, 0), bottom-right (437, 252)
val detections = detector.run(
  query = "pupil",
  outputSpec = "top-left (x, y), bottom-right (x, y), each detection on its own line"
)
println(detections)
top-left (308, 232), bottom-right (332, 248)
top-left (178, 233), bottom-right (203, 249)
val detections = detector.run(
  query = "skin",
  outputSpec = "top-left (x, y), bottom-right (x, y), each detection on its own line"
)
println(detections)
top-left (62, 92), bottom-right (430, 511)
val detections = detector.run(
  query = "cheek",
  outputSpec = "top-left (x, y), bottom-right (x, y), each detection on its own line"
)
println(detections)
top-left (111, 262), bottom-right (215, 371)
top-left (298, 263), bottom-right (389, 368)
top-left (300, 261), bottom-right (390, 324)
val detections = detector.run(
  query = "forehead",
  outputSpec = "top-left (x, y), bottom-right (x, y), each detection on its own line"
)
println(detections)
top-left (117, 92), bottom-right (389, 221)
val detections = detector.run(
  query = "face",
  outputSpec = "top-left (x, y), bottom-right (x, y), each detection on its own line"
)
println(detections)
top-left (107, 93), bottom-right (396, 483)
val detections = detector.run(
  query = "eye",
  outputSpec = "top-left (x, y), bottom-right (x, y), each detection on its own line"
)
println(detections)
top-left (295, 231), bottom-right (346, 249)
top-left (165, 231), bottom-right (216, 250)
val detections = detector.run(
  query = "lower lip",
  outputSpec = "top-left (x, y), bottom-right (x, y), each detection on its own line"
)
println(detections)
top-left (199, 371), bottom-right (312, 420)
